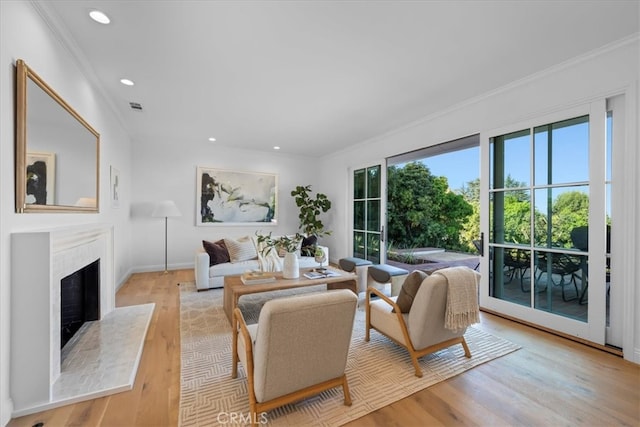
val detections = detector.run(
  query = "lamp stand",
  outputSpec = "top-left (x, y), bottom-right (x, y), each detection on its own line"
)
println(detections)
top-left (163, 216), bottom-right (169, 273)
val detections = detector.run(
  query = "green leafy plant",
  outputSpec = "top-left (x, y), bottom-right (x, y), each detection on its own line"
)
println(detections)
top-left (255, 231), bottom-right (302, 255)
top-left (291, 185), bottom-right (332, 238)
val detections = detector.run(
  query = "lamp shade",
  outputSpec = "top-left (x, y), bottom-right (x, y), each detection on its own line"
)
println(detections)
top-left (152, 200), bottom-right (181, 218)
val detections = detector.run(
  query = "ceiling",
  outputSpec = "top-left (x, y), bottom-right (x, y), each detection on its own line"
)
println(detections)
top-left (39, 1), bottom-right (639, 157)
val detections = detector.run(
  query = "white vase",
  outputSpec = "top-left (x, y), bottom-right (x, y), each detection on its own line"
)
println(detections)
top-left (283, 252), bottom-right (300, 279)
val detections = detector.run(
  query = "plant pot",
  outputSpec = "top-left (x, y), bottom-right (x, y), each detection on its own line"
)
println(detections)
top-left (282, 252), bottom-right (299, 279)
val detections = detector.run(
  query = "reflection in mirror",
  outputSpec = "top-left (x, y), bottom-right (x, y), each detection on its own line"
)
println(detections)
top-left (15, 59), bottom-right (100, 213)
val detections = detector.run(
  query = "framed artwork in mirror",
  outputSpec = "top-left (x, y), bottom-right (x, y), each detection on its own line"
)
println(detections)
top-left (196, 166), bottom-right (277, 226)
top-left (26, 151), bottom-right (55, 205)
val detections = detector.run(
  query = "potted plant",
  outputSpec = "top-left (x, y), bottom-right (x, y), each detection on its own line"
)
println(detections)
top-left (255, 232), bottom-right (303, 255)
top-left (291, 185), bottom-right (332, 255)
top-left (255, 232), bottom-right (303, 279)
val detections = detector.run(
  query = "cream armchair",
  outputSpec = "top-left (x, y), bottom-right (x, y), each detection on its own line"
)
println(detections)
top-left (365, 267), bottom-right (479, 377)
top-left (233, 289), bottom-right (357, 425)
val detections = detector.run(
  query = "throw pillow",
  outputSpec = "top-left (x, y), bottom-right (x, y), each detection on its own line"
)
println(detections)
top-left (224, 236), bottom-right (258, 263)
top-left (202, 239), bottom-right (230, 266)
top-left (393, 270), bottom-right (430, 313)
top-left (301, 235), bottom-right (318, 256)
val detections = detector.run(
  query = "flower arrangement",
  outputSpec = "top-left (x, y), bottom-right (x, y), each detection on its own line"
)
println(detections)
top-left (255, 232), bottom-right (303, 255)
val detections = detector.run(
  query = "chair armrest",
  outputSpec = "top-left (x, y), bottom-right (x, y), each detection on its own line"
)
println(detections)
top-left (234, 308), bottom-right (255, 384)
top-left (194, 250), bottom-right (210, 290)
top-left (366, 286), bottom-right (401, 312)
top-left (365, 286), bottom-right (412, 347)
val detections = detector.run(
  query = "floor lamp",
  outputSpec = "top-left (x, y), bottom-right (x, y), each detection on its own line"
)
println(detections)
top-left (152, 200), bottom-right (182, 273)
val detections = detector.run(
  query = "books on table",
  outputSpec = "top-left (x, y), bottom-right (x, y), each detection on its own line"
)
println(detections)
top-left (241, 271), bottom-right (276, 284)
top-left (303, 270), bottom-right (340, 280)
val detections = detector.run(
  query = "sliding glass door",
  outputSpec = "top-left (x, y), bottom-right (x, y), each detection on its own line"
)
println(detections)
top-left (482, 101), bottom-right (614, 345)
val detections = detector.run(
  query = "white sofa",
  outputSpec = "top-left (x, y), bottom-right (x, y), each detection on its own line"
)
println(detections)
top-left (195, 245), bottom-right (329, 291)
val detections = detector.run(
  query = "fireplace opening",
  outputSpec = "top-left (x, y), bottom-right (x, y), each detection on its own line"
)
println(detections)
top-left (60, 259), bottom-right (100, 349)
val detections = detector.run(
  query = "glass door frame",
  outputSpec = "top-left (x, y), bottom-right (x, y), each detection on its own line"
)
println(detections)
top-left (349, 161), bottom-right (387, 264)
top-left (479, 102), bottom-right (608, 345)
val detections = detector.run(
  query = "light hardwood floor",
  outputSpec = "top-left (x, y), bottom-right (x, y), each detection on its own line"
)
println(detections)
top-left (9, 269), bottom-right (639, 427)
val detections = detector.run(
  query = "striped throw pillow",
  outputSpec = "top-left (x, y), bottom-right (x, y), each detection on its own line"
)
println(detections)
top-left (224, 236), bottom-right (257, 263)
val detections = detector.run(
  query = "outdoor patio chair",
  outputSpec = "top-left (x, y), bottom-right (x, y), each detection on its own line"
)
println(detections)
top-left (535, 252), bottom-right (581, 301)
top-left (504, 248), bottom-right (531, 292)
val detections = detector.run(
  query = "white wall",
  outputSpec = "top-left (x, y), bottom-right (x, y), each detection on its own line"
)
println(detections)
top-left (1, 1), bottom-right (638, 424)
top-left (0, 2), bottom-right (134, 424)
top-left (128, 140), bottom-right (321, 271)
top-left (319, 36), bottom-right (640, 362)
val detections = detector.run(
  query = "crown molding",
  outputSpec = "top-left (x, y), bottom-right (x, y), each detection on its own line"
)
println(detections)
top-left (338, 33), bottom-right (640, 158)
top-left (29, 0), bottom-right (131, 136)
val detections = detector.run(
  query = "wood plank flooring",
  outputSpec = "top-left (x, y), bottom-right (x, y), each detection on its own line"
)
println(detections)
top-left (8, 269), bottom-right (639, 427)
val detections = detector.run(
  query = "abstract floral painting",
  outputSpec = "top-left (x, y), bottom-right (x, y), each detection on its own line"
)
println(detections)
top-left (26, 151), bottom-right (55, 205)
top-left (196, 167), bottom-right (277, 225)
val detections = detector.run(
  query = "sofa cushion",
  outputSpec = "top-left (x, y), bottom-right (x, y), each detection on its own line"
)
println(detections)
top-left (224, 236), bottom-right (258, 263)
top-left (202, 239), bottom-right (230, 266)
top-left (393, 270), bottom-right (429, 313)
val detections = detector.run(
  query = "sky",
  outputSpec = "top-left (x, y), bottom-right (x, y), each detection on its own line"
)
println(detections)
top-left (419, 146), bottom-right (479, 192)
top-left (404, 117), bottom-right (611, 217)
top-left (414, 117), bottom-right (595, 193)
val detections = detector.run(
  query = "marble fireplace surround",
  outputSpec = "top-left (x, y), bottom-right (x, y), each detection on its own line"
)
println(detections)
top-left (11, 224), bottom-right (154, 417)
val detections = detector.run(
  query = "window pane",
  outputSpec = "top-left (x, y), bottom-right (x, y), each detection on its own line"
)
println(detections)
top-left (490, 129), bottom-right (530, 189)
top-left (353, 231), bottom-right (365, 259)
top-left (354, 200), bottom-right (365, 230)
top-left (367, 166), bottom-right (381, 198)
top-left (534, 186), bottom-right (589, 249)
top-left (367, 200), bottom-right (380, 232)
top-left (491, 189), bottom-right (532, 245)
top-left (533, 250), bottom-right (588, 322)
top-left (490, 246), bottom-right (531, 307)
top-left (366, 232), bottom-right (380, 263)
top-left (354, 168), bottom-right (365, 199)
top-left (535, 115), bottom-right (589, 185)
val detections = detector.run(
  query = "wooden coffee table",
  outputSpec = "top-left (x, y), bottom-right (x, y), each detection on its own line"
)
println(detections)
top-left (223, 266), bottom-right (357, 324)
top-left (224, 266), bottom-right (358, 378)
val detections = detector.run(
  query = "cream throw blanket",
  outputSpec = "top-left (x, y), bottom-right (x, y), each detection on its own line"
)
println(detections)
top-left (252, 237), bottom-right (283, 272)
top-left (434, 266), bottom-right (480, 332)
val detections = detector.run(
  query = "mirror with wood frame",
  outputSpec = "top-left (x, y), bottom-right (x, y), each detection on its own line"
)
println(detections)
top-left (15, 59), bottom-right (100, 213)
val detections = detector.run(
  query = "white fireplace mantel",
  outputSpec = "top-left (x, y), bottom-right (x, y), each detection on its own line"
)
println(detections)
top-left (10, 224), bottom-right (115, 414)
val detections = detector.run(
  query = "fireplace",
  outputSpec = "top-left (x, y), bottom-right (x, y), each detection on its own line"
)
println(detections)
top-left (12, 225), bottom-right (155, 418)
top-left (60, 259), bottom-right (100, 349)
top-left (10, 225), bottom-right (116, 413)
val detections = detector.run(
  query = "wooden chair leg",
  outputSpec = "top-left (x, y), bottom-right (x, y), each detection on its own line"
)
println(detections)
top-left (408, 350), bottom-right (423, 378)
top-left (342, 374), bottom-right (352, 406)
top-left (365, 292), bottom-right (371, 342)
top-left (461, 337), bottom-right (471, 358)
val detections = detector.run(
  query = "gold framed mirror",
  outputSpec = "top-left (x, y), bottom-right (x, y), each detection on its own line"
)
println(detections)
top-left (15, 59), bottom-right (100, 213)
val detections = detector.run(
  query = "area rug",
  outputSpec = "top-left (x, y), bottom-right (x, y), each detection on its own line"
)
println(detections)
top-left (178, 281), bottom-right (520, 426)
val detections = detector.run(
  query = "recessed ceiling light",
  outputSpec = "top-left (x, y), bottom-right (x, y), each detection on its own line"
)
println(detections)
top-left (120, 78), bottom-right (134, 86)
top-left (89, 10), bottom-right (110, 24)
top-left (208, 137), bottom-right (216, 142)
top-left (273, 146), bottom-right (280, 150)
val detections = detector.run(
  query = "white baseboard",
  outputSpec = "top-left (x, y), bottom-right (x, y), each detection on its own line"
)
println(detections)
top-left (2, 396), bottom-right (13, 426)
top-left (128, 262), bottom-right (194, 275)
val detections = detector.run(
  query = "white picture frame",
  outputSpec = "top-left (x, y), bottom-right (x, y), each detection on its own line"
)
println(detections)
top-left (196, 166), bottom-right (278, 226)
